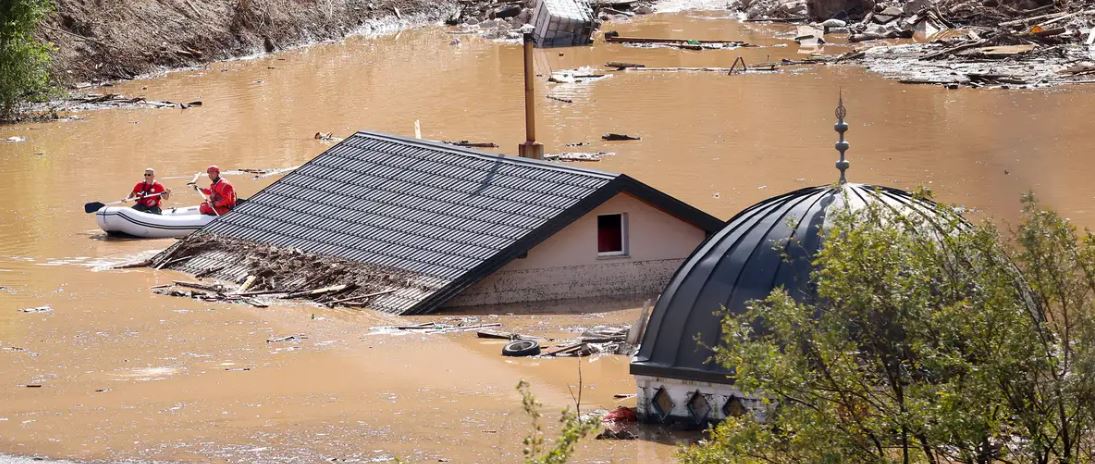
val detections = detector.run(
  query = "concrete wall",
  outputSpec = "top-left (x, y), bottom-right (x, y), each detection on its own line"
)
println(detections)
top-left (446, 192), bottom-right (708, 307)
top-left (634, 374), bottom-right (766, 424)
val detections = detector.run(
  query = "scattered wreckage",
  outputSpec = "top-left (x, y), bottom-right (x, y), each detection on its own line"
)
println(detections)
top-left (744, 0), bottom-right (1095, 88)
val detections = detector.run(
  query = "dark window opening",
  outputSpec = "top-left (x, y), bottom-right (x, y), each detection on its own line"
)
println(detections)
top-left (597, 214), bottom-right (626, 255)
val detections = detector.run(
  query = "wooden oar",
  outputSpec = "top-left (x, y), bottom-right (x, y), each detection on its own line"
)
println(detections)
top-left (84, 191), bottom-right (167, 214)
top-left (188, 172), bottom-right (220, 217)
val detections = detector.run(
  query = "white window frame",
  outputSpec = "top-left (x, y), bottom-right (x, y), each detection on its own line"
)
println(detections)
top-left (597, 213), bottom-right (629, 257)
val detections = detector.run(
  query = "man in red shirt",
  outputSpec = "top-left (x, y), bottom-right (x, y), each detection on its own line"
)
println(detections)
top-left (125, 168), bottom-right (171, 214)
top-left (192, 165), bottom-right (236, 216)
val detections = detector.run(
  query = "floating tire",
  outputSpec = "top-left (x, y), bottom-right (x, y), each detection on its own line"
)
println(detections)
top-left (502, 339), bottom-right (541, 357)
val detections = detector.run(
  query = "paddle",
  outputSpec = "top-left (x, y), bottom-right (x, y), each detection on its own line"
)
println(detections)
top-left (84, 191), bottom-right (167, 214)
top-left (188, 172), bottom-right (220, 217)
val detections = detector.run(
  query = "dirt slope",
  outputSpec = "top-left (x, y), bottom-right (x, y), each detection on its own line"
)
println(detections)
top-left (38, 0), bottom-right (460, 83)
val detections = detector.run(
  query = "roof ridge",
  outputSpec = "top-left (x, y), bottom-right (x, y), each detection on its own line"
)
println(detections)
top-left (352, 131), bottom-right (621, 180)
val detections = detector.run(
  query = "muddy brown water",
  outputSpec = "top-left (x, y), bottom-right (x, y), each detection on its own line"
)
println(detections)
top-left (2, 8), bottom-right (1095, 463)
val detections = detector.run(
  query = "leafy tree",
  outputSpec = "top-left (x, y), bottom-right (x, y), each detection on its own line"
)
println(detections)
top-left (0, 0), bottom-right (55, 120)
top-left (679, 192), bottom-right (1095, 464)
top-left (517, 380), bottom-right (600, 464)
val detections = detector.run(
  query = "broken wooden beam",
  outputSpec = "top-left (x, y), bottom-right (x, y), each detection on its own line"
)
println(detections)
top-left (920, 39), bottom-right (988, 60)
top-left (477, 329), bottom-right (522, 340)
top-left (173, 280), bottom-right (225, 292)
top-left (235, 275), bottom-right (257, 294)
top-left (326, 289), bottom-right (396, 307)
top-left (285, 283), bottom-right (355, 299)
top-left (112, 259), bottom-right (152, 269)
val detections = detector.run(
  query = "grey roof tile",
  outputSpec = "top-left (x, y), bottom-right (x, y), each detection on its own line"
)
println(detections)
top-left (181, 131), bottom-right (722, 315)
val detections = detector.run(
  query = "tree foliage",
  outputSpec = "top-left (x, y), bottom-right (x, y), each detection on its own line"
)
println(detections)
top-left (0, 0), bottom-right (55, 120)
top-left (679, 192), bottom-right (1095, 464)
top-left (517, 380), bottom-right (600, 464)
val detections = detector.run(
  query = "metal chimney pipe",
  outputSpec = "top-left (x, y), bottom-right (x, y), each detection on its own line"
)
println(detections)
top-left (518, 33), bottom-right (544, 159)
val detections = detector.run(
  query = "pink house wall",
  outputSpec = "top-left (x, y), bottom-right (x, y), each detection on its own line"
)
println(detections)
top-left (445, 192), bottom-right (710, 308)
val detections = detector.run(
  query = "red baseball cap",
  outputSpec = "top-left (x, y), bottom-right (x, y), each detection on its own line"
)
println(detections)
top-left (207, 165), bottom-right (220, 173)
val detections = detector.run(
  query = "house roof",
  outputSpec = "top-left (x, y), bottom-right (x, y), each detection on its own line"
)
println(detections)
top-left (180, 131), bottom-right (722, 315)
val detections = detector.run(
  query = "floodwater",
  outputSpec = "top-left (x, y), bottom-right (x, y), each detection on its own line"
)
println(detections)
top-left (2, 6), bottom-right (1095, 463)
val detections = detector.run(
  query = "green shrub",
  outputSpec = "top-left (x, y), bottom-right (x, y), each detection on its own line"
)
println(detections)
top-left (1, 0), bottom-right (55, 120)
top-left (518, 380), bottom-right (600, 464)
top-left (680, 193), bottom-right (1095, 464)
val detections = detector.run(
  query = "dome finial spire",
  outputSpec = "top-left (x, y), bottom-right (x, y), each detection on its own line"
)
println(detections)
top-left (834, 92), bottom-right (850, 184)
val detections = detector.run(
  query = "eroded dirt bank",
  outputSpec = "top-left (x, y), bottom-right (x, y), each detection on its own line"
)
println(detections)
top-left (41, 0), bottom-right (463, 83)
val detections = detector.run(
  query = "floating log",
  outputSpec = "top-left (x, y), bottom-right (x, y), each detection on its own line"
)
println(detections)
top-left (173, 280), bottom-right (224, 292)
top-left (113, 259), bottom-right (152, 269)
top-left (604, 61), bottom-right (645, 69)
top-left (603, 31), bottom-right (753, 47)
top-left (444, 140), bottom-right (499, 148)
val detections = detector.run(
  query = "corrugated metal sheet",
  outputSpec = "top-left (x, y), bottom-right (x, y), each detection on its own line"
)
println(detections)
top-left (172, 131), bottom-right (721, 315)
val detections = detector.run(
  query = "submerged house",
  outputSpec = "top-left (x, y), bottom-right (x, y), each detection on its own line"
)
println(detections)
top-left (629, 100), bottom-right (948, 424)
top-left (164, 132), bottom-right (722, 315)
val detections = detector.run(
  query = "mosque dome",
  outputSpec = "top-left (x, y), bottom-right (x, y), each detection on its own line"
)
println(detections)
top-left (629, 183), bottom-right (941, 383)
top-left (631, 96), bottom-right (949, 398)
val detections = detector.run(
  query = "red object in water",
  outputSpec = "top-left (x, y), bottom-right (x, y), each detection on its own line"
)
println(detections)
top-left (603, 406), bottom-right (637, 423)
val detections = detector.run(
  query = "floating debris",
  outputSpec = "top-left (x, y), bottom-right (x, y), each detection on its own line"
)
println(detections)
top-left (741, 0), bottom-right (1095, 88)
top-left (61, 93), bottom-right (181, 110)
top-left (6, 136), bottom-right (26, 143)
top-left (545, 151), bottom-right (613, 162)
top-left (604, 61), bottom-right (646, 70)
top-left (502, 339), bottom-right (542, 357)
top-left (602, 133), bottom-right (640, 141)
top-left (369, 317), bottom-right (502, 336)
top-left (235, 166), bottom-right (300, 178)
top-left (537, 325), bottom-right (633, 357)
top-left (443, 140), bottom-right (499, 148)
top-left (548, 67), bottom-right (610, 84)
top-left (603, 30), bottom-right (756, 50)
top-left (314, 132), bottom-right (343, 142)
top-left (18, 305), bottom-right (52, 313)
top-left (267, 334), bottom-right (307, 343)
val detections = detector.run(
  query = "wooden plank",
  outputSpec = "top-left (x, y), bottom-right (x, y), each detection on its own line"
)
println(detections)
top-left (327, 289), bottom-right (396, 306)
top-left (285, 283), bottom-right (353, 299)
top-left (173, 280), bottom-right (223, 292)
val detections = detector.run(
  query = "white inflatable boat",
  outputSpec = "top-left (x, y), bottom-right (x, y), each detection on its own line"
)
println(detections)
top-left (95, 205), bottom-right (215, 238)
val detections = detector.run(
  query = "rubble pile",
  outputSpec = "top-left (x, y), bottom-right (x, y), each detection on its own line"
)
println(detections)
top-left (745, 0), bottom-right (1095, 88)
top-left (148, 234), bottom-right (421, 309)
top-left (856, 0), bottom-right (1095, 87)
